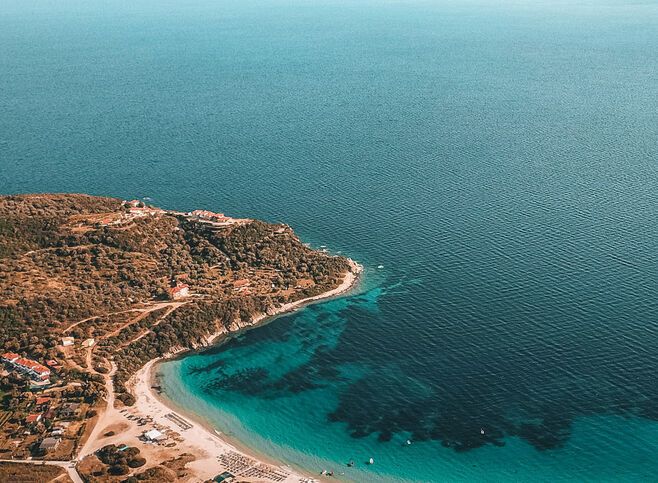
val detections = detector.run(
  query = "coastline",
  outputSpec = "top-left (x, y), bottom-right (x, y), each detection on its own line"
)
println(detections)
top-left (99, 260), bottom-right (362, 482)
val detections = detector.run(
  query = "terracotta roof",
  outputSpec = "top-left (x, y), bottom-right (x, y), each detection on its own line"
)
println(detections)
top-left (14, 357), bottom-right (50, 375)
top-left (26, 413), bottom-right (42, 423)
top-left (169, 284), bottom-right (189, 295)
top-left (2, 352), bottom-right (19, 361)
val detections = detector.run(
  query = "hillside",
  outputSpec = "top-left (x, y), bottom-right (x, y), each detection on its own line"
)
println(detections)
top-left (0, 193), bottom-right (353, 455)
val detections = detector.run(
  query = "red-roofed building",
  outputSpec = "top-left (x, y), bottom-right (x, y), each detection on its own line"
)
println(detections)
top-left (2, 352), bottom-right (20, 363)
top-left (168, 284), bottom-right (190, 300)
top-left (25, 413), bottom-right (42, 424)
top-left (46, 360), bottom-right (59, 368)
top-left (7, 356), bottom-right (51, 381)
top-left (35, 397), bottom-right (50, 407)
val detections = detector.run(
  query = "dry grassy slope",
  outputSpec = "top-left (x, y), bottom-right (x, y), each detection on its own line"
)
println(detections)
top-left (0, 194), bottom-right (350, 385)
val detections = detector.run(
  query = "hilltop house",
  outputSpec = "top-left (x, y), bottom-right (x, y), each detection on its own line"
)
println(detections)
top-left (168, 284), bottom-right (189, 300)
top-left (189, 209), bottom-right (227, 222)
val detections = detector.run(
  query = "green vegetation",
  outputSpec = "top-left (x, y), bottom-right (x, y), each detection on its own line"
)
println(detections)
top-left (0, 194), bottom-right (351, 406)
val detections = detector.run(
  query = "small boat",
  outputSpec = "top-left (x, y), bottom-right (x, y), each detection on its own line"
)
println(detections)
top-left (368, 458), bottom-right (374, 465)
top-left (377, 265), bottom-right (384, 269)
top-left (480, 428), bottom-right (485, 435)
top-left (347, 460), bottom-right (354, 467)
top-left (406, 439), bottom-right (412, 445)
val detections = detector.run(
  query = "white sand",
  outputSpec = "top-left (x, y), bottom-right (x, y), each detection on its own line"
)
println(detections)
top-left (80, 261), bottom-right (362, 482)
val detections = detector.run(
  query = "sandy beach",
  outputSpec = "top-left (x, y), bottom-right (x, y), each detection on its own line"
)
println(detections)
top-left (80, 260), bottom-right (362, 482)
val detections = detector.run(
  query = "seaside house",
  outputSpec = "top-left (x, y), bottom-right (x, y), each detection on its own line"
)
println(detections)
top-left (143, 429), bottom-right (165, 442)
top-left (189, 209), bottom-right (227, 222)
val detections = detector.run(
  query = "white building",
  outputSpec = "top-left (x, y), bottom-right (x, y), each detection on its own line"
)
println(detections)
top-left (143, 429), bottom-right (165, 442)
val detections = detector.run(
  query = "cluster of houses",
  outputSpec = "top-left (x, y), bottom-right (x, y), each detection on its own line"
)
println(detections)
top-left (22, 398), bottom-right (82, 454)
top-left (183, 209), bottom-right (250, 227)
top-left (97, 200), bottom-right (163, 227)
top-left (94, 200), bottom-right (250, 230)
top-left (187, 209), bottom-right (228, 222)
top-left (2, 353), bottom-right (50, 382)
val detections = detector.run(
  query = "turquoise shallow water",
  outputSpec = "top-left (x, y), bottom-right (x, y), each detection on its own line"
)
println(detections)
top-left (2, 0), bottom-right (658, 480)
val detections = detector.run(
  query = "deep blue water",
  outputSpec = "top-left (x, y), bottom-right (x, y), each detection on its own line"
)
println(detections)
top-left (3, 0), bottom-right (658, 480)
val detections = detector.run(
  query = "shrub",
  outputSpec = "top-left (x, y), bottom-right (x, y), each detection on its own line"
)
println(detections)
top-left (128, 457), bottom-right (146, 468)
top-left (108, 464), bottom-right (129, 476)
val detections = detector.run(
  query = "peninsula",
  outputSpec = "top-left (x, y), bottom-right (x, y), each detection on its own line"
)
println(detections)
top-left (0, 193), bottom-right (361, 482)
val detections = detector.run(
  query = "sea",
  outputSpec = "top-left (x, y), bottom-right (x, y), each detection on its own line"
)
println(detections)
top-left (2, 0), bottom-right (658, 481)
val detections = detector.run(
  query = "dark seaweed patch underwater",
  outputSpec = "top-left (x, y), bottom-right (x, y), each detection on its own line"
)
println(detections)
top-left (185, 270), bottom-right (658, 457)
